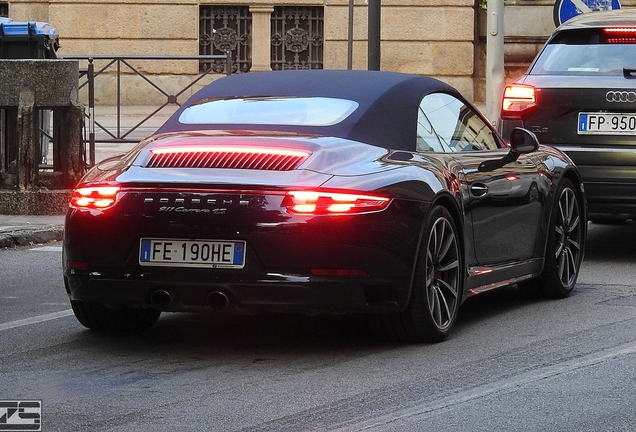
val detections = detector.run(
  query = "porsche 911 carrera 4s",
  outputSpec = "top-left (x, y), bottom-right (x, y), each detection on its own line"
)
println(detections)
top-left (63, 70), bottom-right (586, 342)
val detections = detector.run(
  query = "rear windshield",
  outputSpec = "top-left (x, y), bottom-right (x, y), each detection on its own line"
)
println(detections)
top-left (178, 96), bottom-right (359, 127)
top-left (530, 29), bottom-right (636, 76)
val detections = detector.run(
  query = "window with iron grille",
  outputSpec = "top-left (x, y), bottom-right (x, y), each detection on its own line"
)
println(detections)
top-left (271, 7), bottom-right (323, 70)
top-left (0, 3), bottom-right (8, 17)
top-left (200, 6), bottom-right (252, 73)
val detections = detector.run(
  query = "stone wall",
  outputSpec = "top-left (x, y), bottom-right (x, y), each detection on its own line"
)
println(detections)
top-left (0, 60), bottom-right (83, 214)
top-left (7, 0), bottom-right (636, 105)
top-left (7, 0), bottom-right (478, 103)
top-left (325, 0), bottom-right (476, 100)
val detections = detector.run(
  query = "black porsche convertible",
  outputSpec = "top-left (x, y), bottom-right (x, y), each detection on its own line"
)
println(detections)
top-left (63, 70), bottom-right (586, 342)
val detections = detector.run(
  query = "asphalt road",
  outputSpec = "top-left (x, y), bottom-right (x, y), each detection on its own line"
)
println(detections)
top-left (1, 222), bottom-right (635, 431)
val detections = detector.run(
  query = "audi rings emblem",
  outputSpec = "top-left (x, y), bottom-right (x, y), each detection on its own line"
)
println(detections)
top-left (606, 91), bottom-right (636, 103)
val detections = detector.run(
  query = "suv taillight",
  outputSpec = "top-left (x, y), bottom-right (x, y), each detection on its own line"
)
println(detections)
top-left (501, 85), bottom-right (537, 120)
top-left (604, 27), bottom-right (636, 44)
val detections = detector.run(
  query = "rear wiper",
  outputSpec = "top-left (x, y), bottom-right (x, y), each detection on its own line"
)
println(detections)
top-left (623, 67), bottom-right (636, 78)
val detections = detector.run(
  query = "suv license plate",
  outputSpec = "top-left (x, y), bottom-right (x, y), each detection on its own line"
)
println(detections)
top-left (139, 238), bottom-right (245, 268)
top-left (578, 113), bottom-right (636, 135)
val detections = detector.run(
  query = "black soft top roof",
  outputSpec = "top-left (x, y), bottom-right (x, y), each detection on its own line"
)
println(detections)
top-left (156, 70), bottom-right (458, 151)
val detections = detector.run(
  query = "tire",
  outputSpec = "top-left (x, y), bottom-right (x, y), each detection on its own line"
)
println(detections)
top-left (71, 300), bottom-right (161, 332)
top-left (519, 178), bottom-right (584, 298)
top-left (382, 206), bottom-right (462, 343)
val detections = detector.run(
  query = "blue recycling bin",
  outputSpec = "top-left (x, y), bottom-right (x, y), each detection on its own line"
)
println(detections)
top-left (0, 17), bottom-right (59, 59)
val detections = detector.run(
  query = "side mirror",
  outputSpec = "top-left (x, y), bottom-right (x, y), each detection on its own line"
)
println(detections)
top-left (509, 128), bottom-right (539, 155)
top-left (478, 128), bottom-right (539, 172)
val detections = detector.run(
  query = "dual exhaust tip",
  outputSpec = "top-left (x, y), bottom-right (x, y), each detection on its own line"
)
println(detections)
top-left (150, 289), bottom-right (230, 310)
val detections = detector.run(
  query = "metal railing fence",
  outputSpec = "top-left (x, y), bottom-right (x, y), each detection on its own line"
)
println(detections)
top-left (59, 53), bottom-right (232, 167)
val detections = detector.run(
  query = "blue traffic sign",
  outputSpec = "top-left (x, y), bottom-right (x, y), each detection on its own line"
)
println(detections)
top-left (553, 0), bottom-right (621, 27)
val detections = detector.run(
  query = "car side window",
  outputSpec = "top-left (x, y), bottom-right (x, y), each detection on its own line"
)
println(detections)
top-left (419, 93), bottom-right (499, 152)
top-left (416, 106), bottom-right (445, 152)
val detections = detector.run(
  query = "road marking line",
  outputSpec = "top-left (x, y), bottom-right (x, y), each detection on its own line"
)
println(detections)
top-left (29, 245), bottom-right (63, 252)
top-left (0, 309), bottom-right (73, 332)
top-left (341, 339), bottom-right (636, 431)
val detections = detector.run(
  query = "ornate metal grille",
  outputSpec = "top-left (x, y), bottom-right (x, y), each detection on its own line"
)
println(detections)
top-left (0, 4), bottom-right (8, 17)
top-left (271, 7), bottom-right (323, 70)
top-left (200, 6), bottom-right (252, 73)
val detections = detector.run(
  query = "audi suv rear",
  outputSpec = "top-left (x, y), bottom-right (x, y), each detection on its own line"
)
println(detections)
top-left (499, 9), bottom-right (636, 222)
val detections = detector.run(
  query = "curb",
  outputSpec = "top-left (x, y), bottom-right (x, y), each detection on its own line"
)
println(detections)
top-left (0, 225), bottom-right (64, 249)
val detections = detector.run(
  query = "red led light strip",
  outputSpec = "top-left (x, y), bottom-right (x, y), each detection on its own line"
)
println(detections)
top-left (604, 27), bottom-right (636, 43)
top-left (147, 146), bottom-right (311, 171)
top-left (604, 27), bottom-right (636, 33)
top-left (606, 37), bottom-right (636, 44)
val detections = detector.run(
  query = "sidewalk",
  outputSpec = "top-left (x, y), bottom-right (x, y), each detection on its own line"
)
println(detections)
top-left (0, 215), bottom-right (65, 248)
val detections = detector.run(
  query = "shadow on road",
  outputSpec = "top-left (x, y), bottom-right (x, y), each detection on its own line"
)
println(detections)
top-left (585, 220), bottom-right (636, 261)
top-left (66, 286), bottom-right (547, 356)
top-left (64, 221), bottom-right (636, 353)
top-left (456, 285), bottom-right (545, 326)
top-left (73, 312), bottom-right (388, 353)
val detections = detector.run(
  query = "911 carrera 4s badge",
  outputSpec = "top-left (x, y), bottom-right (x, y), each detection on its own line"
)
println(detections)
top-left (139, 238), bottom-right (246, 268)
top-left (158, 206), bottom-right (220, 214)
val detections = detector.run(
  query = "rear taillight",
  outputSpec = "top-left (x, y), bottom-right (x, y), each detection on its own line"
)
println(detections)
top-left (501, 85), bottom-right (537, 120)
top-left (283, 191), bottom-right (391, 216)
top-left (70, 185), bottom-right (121, 210)
top-left (604, 27), bottom-right (636, 44)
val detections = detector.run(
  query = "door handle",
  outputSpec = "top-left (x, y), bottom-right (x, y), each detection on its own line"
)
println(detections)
top-left (470, 184), bottom-right (488, 197)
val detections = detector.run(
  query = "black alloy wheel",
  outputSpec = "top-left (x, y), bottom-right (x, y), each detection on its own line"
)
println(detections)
top-left (382, 205), bottom-right (462, 343)
top-left (520, 178), bottom-right (584, 298)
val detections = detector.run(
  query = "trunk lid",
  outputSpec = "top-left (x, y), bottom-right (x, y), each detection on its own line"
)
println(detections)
top-left (95, 132), bottom-right (399, 189)
top-left (518, 74), bottom-right (636, 147)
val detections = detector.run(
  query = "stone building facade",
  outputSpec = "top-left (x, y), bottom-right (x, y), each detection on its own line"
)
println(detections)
top-left (3, 0), bottom-right (634, 105)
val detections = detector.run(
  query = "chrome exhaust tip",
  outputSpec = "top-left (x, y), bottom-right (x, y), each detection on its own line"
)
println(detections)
top-left (150, 290), bottom-right (173, 310)
top-left (207, 291), bottom-right (230, 310)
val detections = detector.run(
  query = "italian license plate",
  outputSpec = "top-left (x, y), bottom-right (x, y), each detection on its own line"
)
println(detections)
top-left (578, 112), bottom-right (636, 135)
top-left (139, 238), bottom-right (245, 269)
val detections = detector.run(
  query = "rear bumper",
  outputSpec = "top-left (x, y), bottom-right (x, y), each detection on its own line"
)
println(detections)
top-left (64, 270), bottom-right (411, 314)
top-left (546, 144), bottom-right (636, 216)
top-left (63, 191), bottom-right (426, 314)
top-left (581, 182), bottom-right (636, 215)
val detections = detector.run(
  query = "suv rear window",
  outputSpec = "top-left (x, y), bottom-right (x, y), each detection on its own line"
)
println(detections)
top-left (530, 29), bottom-right (636, 76)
